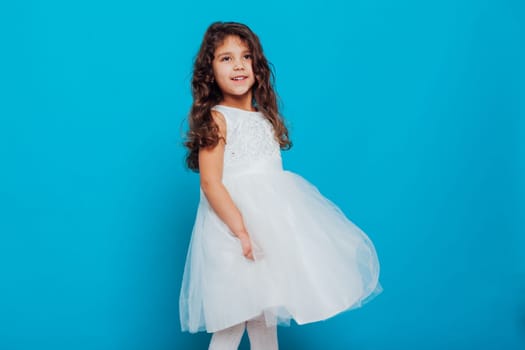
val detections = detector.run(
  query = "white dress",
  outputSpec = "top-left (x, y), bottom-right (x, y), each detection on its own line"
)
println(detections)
top-left (179, 105), bottom-right (382, 333)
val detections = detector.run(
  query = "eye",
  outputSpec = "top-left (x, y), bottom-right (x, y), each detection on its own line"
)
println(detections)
top-left (243, 54), bottom-right (253, 60)
top-left (220, 56), bottom-right (231, 62)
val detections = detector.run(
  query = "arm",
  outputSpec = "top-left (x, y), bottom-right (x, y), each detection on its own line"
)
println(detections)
top-left (198, 110), bottom-right (253, 260)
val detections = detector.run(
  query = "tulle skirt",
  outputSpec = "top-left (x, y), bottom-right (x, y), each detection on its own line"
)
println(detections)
top-left (179, 168), bottom-right (382, 333)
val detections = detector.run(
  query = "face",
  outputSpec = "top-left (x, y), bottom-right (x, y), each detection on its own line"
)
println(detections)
top-left (212, 35), bottom-right (256, 104)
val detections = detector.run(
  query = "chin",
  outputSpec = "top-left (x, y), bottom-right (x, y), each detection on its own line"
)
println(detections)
top-left (229, 88), bottom-right (253, 96)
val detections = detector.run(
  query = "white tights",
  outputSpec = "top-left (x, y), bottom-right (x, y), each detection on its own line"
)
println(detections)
top-left (208, 314), bottom-right (278, 350)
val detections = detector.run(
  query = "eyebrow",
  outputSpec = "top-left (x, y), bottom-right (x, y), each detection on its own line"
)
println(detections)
top-left (215, 50), bottom-right (252, 57)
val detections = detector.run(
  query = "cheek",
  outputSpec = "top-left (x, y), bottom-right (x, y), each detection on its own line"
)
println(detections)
top-left (212, 63), bottom-right (224, 77)
top-left (211, 66), bottom-right (219, 79)
top-left (215, 67), bottom-right (230, 81)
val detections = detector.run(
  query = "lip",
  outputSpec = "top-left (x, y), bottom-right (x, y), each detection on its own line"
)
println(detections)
top-left (231, 75), bottom-right (248, 81)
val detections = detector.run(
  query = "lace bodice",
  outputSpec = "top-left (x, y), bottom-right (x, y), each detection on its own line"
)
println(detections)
top-left (211, 105), bottom-right (282, 177)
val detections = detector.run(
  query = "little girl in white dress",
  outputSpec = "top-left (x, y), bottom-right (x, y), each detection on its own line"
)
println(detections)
top-left (180, 21), bottom-right (382, 350)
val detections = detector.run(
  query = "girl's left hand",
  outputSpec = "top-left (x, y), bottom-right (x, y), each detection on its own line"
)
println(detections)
top-left (237, 232), bottom-right (254, 260)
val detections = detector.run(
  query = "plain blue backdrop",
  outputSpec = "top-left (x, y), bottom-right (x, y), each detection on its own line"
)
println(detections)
top-left (1, 0), bottom-right (523, 349)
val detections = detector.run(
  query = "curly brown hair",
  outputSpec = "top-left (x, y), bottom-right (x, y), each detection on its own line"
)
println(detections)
top-left (183, 21), bottom-right (292, 172)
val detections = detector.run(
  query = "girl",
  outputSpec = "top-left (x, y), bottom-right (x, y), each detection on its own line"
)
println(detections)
top-left (180, 21), bottom-right (382, 350)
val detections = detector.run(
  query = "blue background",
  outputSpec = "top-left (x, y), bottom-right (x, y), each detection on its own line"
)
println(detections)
top-left (1, 0), bottom-right (523, 349)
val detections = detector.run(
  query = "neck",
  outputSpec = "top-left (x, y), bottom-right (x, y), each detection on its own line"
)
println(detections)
top-left (220, 95), bottom-right (256, 112)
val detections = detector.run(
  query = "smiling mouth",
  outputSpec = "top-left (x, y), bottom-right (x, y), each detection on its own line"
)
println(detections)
top-left (231, 76), bottom-right (248, 81)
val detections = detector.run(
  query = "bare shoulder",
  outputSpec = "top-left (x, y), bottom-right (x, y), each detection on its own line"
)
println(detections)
top-left (210, 109), bottom-right (225, 124)
top-left (198, 109), bottom-right (226, 178)
top-left (210, 109), bottom-right (226, 139)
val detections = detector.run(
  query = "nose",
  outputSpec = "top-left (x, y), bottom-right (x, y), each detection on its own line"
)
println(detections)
top-left (233, 59), bottom-right (245, 70)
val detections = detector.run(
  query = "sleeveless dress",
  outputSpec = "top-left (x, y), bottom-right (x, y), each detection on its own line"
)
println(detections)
top-left (179, 105), bottom-right (382, 333)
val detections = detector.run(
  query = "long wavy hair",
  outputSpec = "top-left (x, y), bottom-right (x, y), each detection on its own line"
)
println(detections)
top-left (183, 21), bottom-right (292, 172)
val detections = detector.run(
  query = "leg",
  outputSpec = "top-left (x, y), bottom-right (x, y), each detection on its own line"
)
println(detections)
top-left (208, 321), bottom-right (246, 350)
top-left (246, 314), bottom-right (278, 350)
